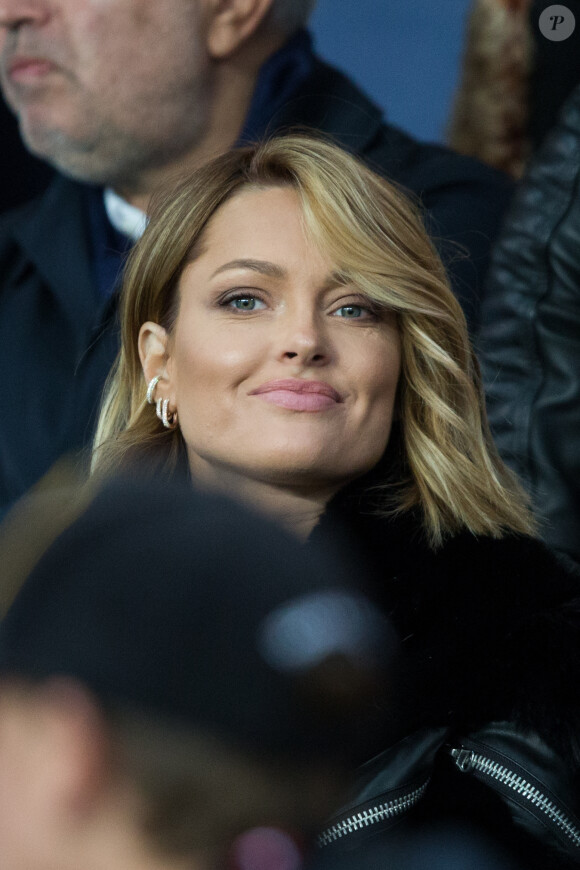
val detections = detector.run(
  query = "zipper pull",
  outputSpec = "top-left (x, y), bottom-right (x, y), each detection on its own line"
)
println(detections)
top-left (450, 747), bottom-right (474, 772)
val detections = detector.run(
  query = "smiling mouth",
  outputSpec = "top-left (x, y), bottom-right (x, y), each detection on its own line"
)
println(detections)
top-left (249, 379), bottom-right (343, 412)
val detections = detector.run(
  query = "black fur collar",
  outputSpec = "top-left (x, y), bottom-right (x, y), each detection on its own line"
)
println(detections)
top-left (310, 498), bottom-right (580, 766)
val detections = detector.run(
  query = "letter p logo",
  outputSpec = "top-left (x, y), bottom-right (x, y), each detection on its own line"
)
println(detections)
top-left (539, 5), bottom-right (576, 40)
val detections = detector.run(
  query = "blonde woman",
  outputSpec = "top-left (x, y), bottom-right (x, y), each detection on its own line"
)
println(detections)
top-left (93, 135), bottom-right (580, 868)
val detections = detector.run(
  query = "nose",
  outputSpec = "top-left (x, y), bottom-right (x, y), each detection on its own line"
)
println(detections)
top-left (277, 307), bottom-right (332, 368)
top-left (0, 0), bottom-right (49, 29)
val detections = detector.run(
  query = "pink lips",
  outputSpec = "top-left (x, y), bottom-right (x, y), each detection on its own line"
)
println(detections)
top-left (8, 57), bottom-right (56, 83)
top-left (250, 379), bottom-right (342, 412)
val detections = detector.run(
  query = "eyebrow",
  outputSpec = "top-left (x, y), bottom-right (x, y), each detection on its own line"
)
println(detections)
top-left (210, 260), bottom-right (354, 294)
top-left (211, 259), bottom-right (287, 280)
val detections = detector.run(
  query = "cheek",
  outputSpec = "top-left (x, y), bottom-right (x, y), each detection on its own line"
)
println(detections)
top-left (355, 347), bottom-right (401, 458)
top-left (94, 7), bottom-right (204, 89)
top-left (77, 9), bottom-right (159, 84)
top-left (363, 339), bottom-right (401, 410)
top-left (170, 331), bottom-right (262, 412)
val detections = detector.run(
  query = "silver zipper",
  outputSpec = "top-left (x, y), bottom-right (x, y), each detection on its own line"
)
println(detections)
top-left (317, 780), bottom-right (429, 848)
top-left (450, 747), bottom-right (580, 848)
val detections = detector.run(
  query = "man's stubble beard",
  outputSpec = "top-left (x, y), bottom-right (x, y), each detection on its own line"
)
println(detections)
top-left (16, 75), bottom-right (214, 195)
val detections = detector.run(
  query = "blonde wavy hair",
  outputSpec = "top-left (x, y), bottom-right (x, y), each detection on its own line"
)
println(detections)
top-left (93, 134), bottom-right (535, 546)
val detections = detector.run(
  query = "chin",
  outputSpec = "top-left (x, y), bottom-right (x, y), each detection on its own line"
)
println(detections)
top-left (21, 118), bottom-right (139, 188)
top-left (21, 123), bottom-right (93, 176)
top-left (245, 454), bottom-right (371, 490)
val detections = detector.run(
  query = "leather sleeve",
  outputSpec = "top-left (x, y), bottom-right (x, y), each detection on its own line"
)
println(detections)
top-left (477, 83), bottom-right (580, 568)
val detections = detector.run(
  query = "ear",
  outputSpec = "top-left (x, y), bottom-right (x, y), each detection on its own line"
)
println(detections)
top-left (138, 322), bottom-right (171, 390)
top-left (204, 0), bottom-right (276, 59)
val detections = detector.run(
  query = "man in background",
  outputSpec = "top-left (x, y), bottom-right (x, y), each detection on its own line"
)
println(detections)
top-left (0, 0), bottom-right (513, 516)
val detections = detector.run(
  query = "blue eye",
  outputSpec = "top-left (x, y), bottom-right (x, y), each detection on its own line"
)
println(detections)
top-left (222, 295), bottom-right (267, 312)
top-left (233, 297), bottom-right (257, 310)
top-left (335, 305), bottom-right (365, 318)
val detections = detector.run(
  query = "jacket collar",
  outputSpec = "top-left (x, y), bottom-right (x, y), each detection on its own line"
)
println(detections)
top-left (238, 28), bottom-right (314, 144)
top-left (269, 54), bottom-right (386, 157)
top-left (237, 29), bottom-right (386, 155)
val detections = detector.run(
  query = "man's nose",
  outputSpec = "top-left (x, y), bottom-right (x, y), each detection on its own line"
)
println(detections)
top-left (0, 0), bottom-right (49, 29)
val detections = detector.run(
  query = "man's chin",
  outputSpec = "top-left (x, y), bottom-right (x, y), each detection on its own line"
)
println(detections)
top-left (20, 126), bottom-right (126, 187)
top-left (20, 119), bottom-right (80, 167)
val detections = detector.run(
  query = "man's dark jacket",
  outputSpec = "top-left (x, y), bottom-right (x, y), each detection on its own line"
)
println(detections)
top-left (0, 54), bottom-right (513, 515)
top-left (477, 82), bottom-right (580, 568)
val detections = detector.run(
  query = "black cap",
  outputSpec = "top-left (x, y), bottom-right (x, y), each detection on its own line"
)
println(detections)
top-left (0, 477), bottom-right (389, 759)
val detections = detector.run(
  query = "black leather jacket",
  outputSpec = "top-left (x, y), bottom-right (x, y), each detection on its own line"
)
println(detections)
top-left (314, 723), bottom-right (580, 870)
top-left (307, 498), bottom-right (580, 870)
top-left (477, 83), bottom-right (580, 568)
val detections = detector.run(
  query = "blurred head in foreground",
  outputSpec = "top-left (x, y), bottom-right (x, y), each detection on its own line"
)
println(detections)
top-left (0, 476), bottom-right (390, 870)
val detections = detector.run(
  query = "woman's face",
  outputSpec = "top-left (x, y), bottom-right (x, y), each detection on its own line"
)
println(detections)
top-left (142, 186), bottom-right (401, 493)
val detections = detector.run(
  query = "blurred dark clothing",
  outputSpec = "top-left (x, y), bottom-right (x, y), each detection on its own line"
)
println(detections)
top-left (0, 96), bottom-right (53, 210)
top-left (307, 490), bottom-right (580, 870)
top-left (0, 34), bottom-right (514, 520)
top-left (309, 819), bottom-right (525, 870)
top-left (528, 0), bottom-right (580, 152)
top-left (477, 82), bottom-right (580, 569)
top-left (0, 177), bottom-right (120, 519)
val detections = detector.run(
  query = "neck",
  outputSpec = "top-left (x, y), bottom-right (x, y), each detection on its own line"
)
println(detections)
top-left (116, 35), bottom-right (285, 212)
top-left (189, 462), bottom-right (338, 541)
top-left (243, 482), bottom-right (332, 541)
